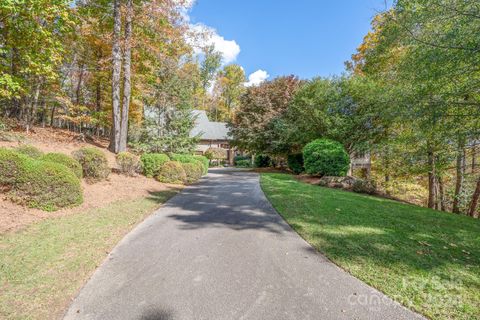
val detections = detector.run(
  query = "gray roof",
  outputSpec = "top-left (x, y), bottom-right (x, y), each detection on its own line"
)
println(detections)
top-left (190, 110), bottom-right (229, 140)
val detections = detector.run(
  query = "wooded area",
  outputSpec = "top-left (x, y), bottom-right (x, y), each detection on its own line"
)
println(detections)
top-left (0, 0), bottom-right (245, 153)
top-left (229, 0), bottom-right (480, 218)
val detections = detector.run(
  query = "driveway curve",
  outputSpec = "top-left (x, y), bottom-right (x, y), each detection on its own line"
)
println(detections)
top-left (64, 168), bottom-right (423, 320)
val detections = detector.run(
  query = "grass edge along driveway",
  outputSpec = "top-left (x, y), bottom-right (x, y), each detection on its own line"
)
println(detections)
top-left (260, 173), bottom-right (480, 320)
top-left (0, 190), bottom-right (178, 320)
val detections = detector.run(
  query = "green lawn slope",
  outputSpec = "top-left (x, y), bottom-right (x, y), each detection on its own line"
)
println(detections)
top-left (261, 173), bottom-right (480, 320)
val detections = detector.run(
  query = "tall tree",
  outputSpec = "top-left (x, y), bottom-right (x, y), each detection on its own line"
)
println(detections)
top-left (110, 0), bottom-right (122, 153)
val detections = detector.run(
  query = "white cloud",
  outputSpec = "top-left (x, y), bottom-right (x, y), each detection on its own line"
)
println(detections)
top-left (189, 24), bottom-right (240, 64)
top-left (245, 70), bottom-right (269, 87)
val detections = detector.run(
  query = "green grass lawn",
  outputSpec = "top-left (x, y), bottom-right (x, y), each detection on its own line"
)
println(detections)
top-left (0, 190), bottom-right (177, 320)
top-left (261, 173), bottom-right (480, 320)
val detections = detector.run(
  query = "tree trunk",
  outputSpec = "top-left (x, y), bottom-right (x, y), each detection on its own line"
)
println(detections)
top-left (453, 140), bottom-right (466, 214)
top-left (109, 0), bottom-right (122, 153)
top-left (427, 148), bottom-right (436, 209)
top-left (50, 105), bottom-right (56, 127)
top-left (119, 0), bottom-right (133, 152)
top-left (438, 175), bottom-right (446, 211)
top-left (472, 145), bottom-right (477, 173)
top-left (468, 177), bottom-right (480, 218)
top-left (76, 63), bottom-right (85, 105)
top-left (26, 81), bottom-right (41, 133)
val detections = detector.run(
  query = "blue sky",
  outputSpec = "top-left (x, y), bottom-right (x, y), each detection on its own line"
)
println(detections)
top-left (188, 0), bottom-right (390, 83)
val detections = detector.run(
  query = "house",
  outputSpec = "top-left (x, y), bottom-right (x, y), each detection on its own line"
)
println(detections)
top-left (190, 110), bottom-right (235, 164)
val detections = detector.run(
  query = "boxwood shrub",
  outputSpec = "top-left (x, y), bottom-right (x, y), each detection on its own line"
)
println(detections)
top-left (303, 138), bottom-right (350, 176)
top-left (171, 153), bottom-right (207, 175)
top-left (287, 153), bottom-right (304, 175)
top-left (181, 162), bottom-right (203, 183)
top-left (0, 148), bottom-right (30, 187)
top-left (140, 153), bottom-right (170, 178)
top-left (73, 147), bottom-right (110, 181)
top-left (116, 152), bottom-right (140, 176)
top-left (193, 155), bottom-right (209, 175)
top-left (236, 159), bottom-right (251, 168)
top-left (254, 154), bottom-right (271, 168)
top-left (15, 144), bottom-right (43, 159)
top-left (156, 161), bottom-right (186, 184)
top-left (11, 160), bottom-right (83, 211)
top-left (40, 152), bottom-right (83, 178)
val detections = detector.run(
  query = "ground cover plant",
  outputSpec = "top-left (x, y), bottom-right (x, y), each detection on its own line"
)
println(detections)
top-left (260, 173), bottom-right (480, 320)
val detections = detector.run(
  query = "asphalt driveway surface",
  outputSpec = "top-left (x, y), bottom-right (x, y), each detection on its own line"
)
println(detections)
top-left (64, 168), bottom-right (423, 320)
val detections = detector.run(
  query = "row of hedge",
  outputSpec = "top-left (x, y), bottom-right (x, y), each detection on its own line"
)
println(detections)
top-left (0, 145), bottom-right (112, 211)
top-left (0, 144), bottom-right (210, 211)
top-left (139, 153), bottom-right (209, 184)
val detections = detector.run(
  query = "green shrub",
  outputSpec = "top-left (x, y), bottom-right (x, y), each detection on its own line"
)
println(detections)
top-left (204, 147), bottom-right (227, 160)
top-left (15, 144), bottom-right (43, 159)
top-left (116, 152), bottom-right (140, 176)
top-left (156, 161), bottom-right (186, 184)
top-left (303, 139), bottom-right (350, 176)
top-left (254, 154), bottom-right (271, 168)
top-left (72, 147), bottom-right (110, 181)
top-left (352, 179), bottom-right (377, 195)
top-left (11, 160), bottom-right (83, 211)
top-left (235, 159), bottom-right (251, 168)
top-left (0, 148), bottom-right (29, 187)
top-left (193, 155), bottom-right (209, 175)
top-left (170, 153), bottom-right (196, 163)
top-left (40, 153), bottom-right (83, 178)
top-left (181, 162), bottom-right (203, 183)
top-left (287, 153), bottom-right (304, 174)
top-left (140, 153), bottom-right (170, 177)
top-left (234, 155), bottom-right (250, 165)
top-left (171, 153), bottom-right (207, 174)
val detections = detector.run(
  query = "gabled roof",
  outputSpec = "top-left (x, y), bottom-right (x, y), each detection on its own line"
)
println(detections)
top-left (190, 110), bottom-right (229, 141)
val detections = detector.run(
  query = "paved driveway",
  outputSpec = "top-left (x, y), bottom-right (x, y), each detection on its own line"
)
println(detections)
top-left (64, 168), bottom-right (423, 320)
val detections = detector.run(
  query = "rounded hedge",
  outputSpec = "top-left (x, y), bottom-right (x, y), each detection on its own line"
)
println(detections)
top-left (303, 139), bottom-right (350, 176)
top-left (156, 161), bottom-right (187, 184)
top-left (235, 159), bottom-right (251, 168)
top-left (254, 154), bottom-right (271, 168)
top-left (234, 155), bottom-right (250, 165)
top-left (40, 153), bottom-right (83, 178)
top-left (181, 162), bottom-right (203, 183)
top-left (12, 160), bottom-right (83, 211)
top-left (140, 153), bottom-right (170, 178)
top-left (287, 153), bottom-right (304, 175)
top-left (0, 148), bottom-right (29, 187)
top-left (116, 152), bottom-right (140, 176)
top-left (171, 154), bottom-right (207, 175)
top-left (193, 155), bottom-right (209, 175)
top-left (15, 144), bottom-right (43, 159)
top-left (72, 147), bottom-right (110, 181)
